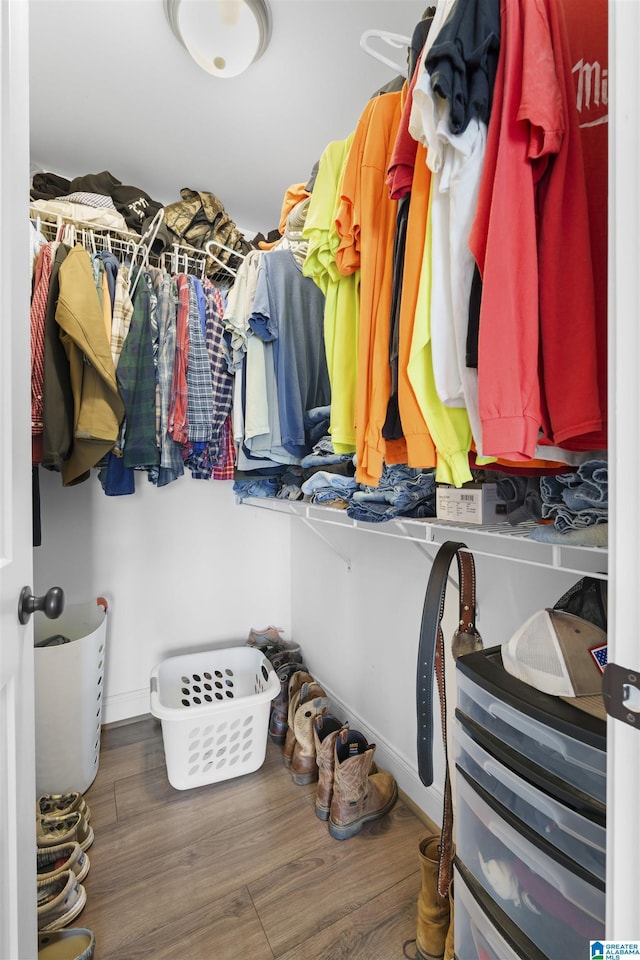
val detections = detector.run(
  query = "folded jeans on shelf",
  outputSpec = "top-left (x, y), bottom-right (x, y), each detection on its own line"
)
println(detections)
top-left (529, 523), bottom-right (608, 547)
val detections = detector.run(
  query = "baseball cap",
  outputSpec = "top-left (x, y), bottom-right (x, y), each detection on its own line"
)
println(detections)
top-left (501, 609), bottom-right (608, 721)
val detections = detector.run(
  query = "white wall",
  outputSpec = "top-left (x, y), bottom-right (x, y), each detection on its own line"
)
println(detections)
top-left (32, 464), bottom-right (602, 825)
top-left (33, 469), bottom-right (293, 722)
top-left (289, 518), bottom-right (585, 825)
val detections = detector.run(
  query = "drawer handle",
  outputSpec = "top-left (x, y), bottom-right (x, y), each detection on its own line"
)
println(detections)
top-left (482, 756), bottom-right (558, 820)
top-left (486, 701), bottom-right (601, 774)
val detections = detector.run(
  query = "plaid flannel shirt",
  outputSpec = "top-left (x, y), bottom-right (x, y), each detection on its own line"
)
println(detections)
top-left (151, 268), bottom-right (184, 486)
top-left (117, 271), bottom-right (160, 469)
top-left (185, 275), bottom-right (215, 444)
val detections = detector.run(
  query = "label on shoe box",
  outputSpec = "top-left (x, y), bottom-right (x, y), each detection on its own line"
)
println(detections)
top-left (435, 483), bottom-right (503, 525)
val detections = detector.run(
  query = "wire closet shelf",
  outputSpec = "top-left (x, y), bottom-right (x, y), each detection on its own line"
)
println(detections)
top-left (30, 205), bottom-right (240, 283)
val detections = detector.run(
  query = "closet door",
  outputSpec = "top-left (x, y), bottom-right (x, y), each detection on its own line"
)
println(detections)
top-left (608, 0), bottom-right (640, 940)
top-left (0, 0), bottom-right (38, 956)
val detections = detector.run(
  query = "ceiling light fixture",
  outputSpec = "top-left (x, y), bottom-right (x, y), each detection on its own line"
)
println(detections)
top-left (164, 0), bottom-right (271, 79)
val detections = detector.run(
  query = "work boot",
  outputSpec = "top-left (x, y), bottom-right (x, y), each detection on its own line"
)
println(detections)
top-left (312, 715), bottom-right (345, 820)
top-left (284, 677), bottom-right (324, 767)
top-left (414, 836), bottom-right (451, 960)
top-left (269, 661), bottom-right (306, 745)
top-left (247, 628), bottom-right (302, 671)
top-left (290, 695), bottom-right (331, 784)
top-left (282, 671), bottom-right (314, 765)
top-left (328, 729), bottom-right (397, 840)
top-left (444, 878), bottom-right (454, 960)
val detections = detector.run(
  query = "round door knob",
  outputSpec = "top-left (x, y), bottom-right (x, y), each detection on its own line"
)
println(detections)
top-left (18, 585), bottom-right (65, 625)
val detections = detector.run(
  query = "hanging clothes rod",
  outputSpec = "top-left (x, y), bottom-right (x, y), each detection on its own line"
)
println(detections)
top-left (360, 29), bottom-right (411, 76)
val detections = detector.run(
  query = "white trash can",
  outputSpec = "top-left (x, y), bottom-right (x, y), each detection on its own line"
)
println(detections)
top-left (34, 597), bottom-right (108, 796)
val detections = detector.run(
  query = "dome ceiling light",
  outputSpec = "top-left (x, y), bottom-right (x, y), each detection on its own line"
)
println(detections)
top-left (164, 0), bottom-right (272, 79)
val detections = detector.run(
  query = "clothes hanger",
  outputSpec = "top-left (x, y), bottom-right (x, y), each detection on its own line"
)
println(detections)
top-left (207, 249), bottom-right (237, 278)
top-left (204, 237), bottom-right (247, 261)
top-left (62, 222), bottom-right (76, 247)
top-left (360, 29), bottom-right (410, 76)
top-left (128, 208), bottom-right (165, 298)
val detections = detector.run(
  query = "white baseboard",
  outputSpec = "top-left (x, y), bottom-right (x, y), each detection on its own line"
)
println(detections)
top-left (316, 679), bottom-right (444, 828)
top-left (103, 687), bottom-right (150, 725)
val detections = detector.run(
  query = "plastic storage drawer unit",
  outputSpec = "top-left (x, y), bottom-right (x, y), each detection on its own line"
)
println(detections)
top-left (454, 863), bottom-right (549, 960)
top-left (455, 724), bottom-right (606, 884)
top-left (150, 645), bottom-right (279, 790)
top-left (456, 648), bottom-right (606, 811)
top-left (455, 771), bottom-right (605, 960)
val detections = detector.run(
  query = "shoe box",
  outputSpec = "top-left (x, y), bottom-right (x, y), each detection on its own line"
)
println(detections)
top-left (453, 647), bottom-right (606, 960)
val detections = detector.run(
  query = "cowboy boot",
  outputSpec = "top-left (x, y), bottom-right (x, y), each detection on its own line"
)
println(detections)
top-left (282, 671), bottom-right (314, 766)
top-left (313, 717), bottom-right (378, 818)
top-left (269, 661), bottom-right (306, 745)
top-left (328, 729), bottom-right (397, 840)
top-left (415, 836), bottom-right (451, 960)
top-left (312, 715), bottom-right (345, 820)
top-left (284, 679), bottom-right (327, 769)
top-left (290, 695), bottom-right (331, 784)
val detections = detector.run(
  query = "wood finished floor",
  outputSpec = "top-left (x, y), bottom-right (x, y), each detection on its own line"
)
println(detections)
top-left (80, 717), bottom-right (432, 960)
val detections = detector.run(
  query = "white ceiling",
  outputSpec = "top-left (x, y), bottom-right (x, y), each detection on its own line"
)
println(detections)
top-left (29, 0), bottom-right (426, 238)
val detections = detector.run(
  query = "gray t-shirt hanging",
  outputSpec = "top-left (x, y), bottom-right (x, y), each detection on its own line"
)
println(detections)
top-left (249, 248), bottom-right (330, 459)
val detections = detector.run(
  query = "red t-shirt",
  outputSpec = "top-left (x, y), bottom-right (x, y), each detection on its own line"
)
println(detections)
top-left (469, 0), bottom-right (605, 460)
top-left (470, 0), bottom-right (551, 460)
top-left (535, 0), bottom-right (604, 450)
top-left (544, 0), bottom-right (608, 451)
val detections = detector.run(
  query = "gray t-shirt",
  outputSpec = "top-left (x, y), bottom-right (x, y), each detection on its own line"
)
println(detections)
top-left (249, 249), bottom-right (330, 458)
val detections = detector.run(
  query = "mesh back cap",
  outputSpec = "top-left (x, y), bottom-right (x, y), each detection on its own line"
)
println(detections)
top-left (501, 609), bottom-right (607, 721)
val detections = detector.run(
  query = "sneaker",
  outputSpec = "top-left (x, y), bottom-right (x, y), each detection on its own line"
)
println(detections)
top-left (37, 842), bottom-right (90, 883)
top-left (38, 927), bottom-right (95, 960)
top-left (247, 625), bottom-right (284, 646)
top-left (37, 812), bottom-right (94, 852)
top-left (38, 792), bottom-right (91, 823)
top-left (37, 870), bottom-right (87, 932)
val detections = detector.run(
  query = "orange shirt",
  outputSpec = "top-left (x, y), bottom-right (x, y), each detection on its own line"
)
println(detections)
top-left (336, 91), bottom-right (406, 485)
top-left (395, 141), bottom-right (438, 470)
top-left (258, 183), bottom-right (311, 250)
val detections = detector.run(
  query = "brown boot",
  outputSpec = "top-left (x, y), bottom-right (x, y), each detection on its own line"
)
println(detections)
top-left (415, 836), bottom-right (450, 960)
top-left (312, 715), bottom-right (345, 820)
top-left (269, 661), bottom-right (306, 745)
top-left (443, 878), bottom-right (454, 960)
top-left (282, 671), bottom-right (314, 766)
top-left (328, 729), bottom-right (397, 840)
top-left (290, 696), bottom-right (331, 784)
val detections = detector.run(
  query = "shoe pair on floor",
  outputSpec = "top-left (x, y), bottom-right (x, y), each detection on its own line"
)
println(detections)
top-left (36, 792), bottom-right (95, 949)
top-left (281, 668), bottom-right (398, 840)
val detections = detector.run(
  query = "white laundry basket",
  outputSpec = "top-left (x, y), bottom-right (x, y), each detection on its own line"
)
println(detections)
top-left (34, 597), bottom-right (108, 796)
top-left (150, 645), bottom-right (280, 790)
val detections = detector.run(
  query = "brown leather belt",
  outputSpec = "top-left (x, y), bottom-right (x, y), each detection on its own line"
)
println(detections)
top-left (416, 540), bottom-right (482, 895)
